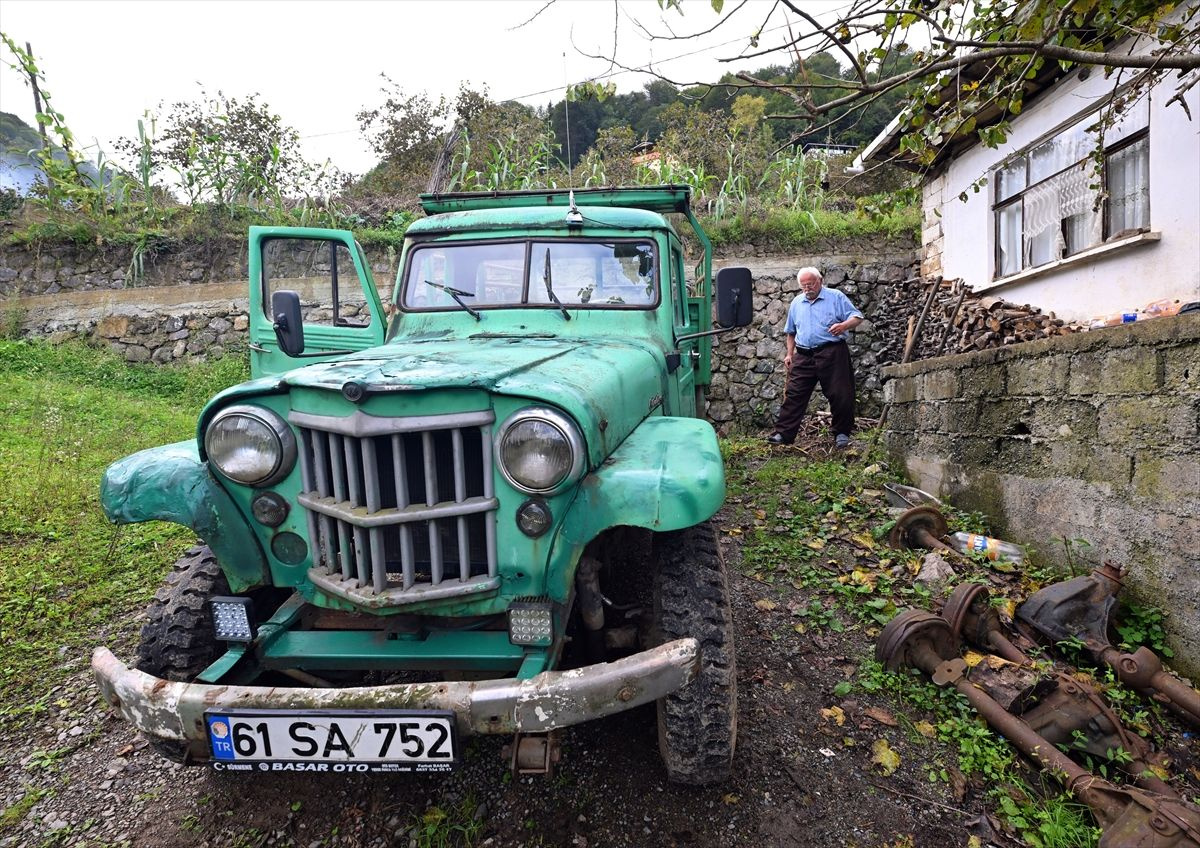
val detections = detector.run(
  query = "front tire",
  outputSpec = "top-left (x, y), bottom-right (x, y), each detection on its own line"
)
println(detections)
top-left (653, 520), bottom-right (738, 785)
top-left (135, 545), bottom-right (229, 762)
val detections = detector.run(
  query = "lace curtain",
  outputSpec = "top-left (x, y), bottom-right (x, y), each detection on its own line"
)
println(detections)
top-left (1021, 162), bottom-right (1103, 266)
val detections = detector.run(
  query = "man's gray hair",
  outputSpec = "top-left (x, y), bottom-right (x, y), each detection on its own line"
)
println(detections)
top-left (797, 266), bottom-right (823, 282)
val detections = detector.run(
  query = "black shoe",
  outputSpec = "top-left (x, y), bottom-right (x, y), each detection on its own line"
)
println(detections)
top-left (766, 433), bottom-right (793, 445)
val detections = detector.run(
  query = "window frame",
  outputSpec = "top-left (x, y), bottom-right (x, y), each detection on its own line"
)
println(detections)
top-left (397, 237), bottom-right (662, 314)
top-left (991, 119), bottom-right (1149, 280)
top-left (259, 236), bottom-right (373, 329)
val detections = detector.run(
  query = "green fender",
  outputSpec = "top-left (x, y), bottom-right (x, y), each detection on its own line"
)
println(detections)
top-left (100, 441), bottom-right (268, 592)
top-left (546, 417), bottom-right (726, 602)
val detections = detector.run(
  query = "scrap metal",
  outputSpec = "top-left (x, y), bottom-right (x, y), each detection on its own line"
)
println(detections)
top-left (1018, 564), bottom-right (1200, 727)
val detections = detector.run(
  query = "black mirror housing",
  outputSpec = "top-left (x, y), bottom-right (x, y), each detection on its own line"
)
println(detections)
top-left (716, 267), bottom-right (753, 328)
top-left (272, 290), bottom-right (305, 356)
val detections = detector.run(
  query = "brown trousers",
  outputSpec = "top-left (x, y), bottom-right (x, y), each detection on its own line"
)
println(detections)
top-left (773, 341), bottom-right (856, 438)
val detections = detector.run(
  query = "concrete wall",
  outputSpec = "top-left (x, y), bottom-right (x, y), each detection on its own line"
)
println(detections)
top-left (882, 313), bottom-right (1200, 675)
top-left (930, 67), bottom-right (1200, 321)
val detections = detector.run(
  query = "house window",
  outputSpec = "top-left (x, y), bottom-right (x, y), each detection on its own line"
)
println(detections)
top-left (992, 99), bottom-right (1149, 278)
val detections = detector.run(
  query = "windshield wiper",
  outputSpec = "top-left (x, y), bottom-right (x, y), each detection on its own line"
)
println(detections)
top-left (424, 280), bottom-right (480, 321)
top-left (542, 249), bottom-right (571, 321)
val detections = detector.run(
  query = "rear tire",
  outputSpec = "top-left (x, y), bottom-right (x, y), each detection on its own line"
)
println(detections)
top-left (653, 520), bottom-right (738, 785)
top-left (135, 545), bottom-right (229, 763)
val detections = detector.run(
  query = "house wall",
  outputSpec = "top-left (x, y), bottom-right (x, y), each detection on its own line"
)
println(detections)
top-left (882, 313), bottom-right (1200, 677)
top-left (930, 71), bottom-right (1200, 322)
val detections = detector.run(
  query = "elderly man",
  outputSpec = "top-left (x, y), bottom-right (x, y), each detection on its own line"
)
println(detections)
top-left (767, 267), bottom-right (864, 449)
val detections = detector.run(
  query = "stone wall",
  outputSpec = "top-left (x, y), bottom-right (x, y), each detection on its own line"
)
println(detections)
top-left (881, 313), bottom-right (1200, 676)
top-left (707, 253), bottom-right (920, 427)
top-left (4, 240), bottom-right (920, 426)
top-left (0, 237), bottom-right (400, 297)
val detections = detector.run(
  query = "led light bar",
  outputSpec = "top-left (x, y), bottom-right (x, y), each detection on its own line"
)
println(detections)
top-left (210, 596), bottom-right (255, 643)
top-left (507, 599), bottom-right (554, 647)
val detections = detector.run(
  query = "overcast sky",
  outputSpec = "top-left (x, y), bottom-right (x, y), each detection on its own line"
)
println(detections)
top-left (0, 0), bottom-right (840, 176)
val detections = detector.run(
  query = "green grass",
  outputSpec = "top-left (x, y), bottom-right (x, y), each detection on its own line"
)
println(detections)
top-left (701, 206), bottom-right (919, 251)
top-left (0, 340), bottom-right (248, 721)
top-left (409, 797), bottom-right (484, 848)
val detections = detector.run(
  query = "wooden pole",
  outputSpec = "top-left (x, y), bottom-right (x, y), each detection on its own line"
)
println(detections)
top-left (935, 284), bottom-right (969, 358)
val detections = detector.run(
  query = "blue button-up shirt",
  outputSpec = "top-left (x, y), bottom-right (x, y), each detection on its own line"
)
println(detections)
top-left (784, 287), bottom-right (864, 348)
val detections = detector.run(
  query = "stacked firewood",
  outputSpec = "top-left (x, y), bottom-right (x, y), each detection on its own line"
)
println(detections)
top-left (875, 277), bottom-right (1083, 365)
top-left (941, 287), bottom-right (1082, 353)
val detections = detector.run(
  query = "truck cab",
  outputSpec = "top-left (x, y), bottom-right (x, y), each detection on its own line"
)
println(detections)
top-left (92, 186), bottom-right (752, 785)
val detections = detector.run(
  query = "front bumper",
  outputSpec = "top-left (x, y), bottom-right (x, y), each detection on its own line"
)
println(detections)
top-left (92, 639), bottom-right (700, 763)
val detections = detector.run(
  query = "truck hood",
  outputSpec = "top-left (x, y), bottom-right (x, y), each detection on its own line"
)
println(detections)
top-left (223, 337), bottom-right (669, 466)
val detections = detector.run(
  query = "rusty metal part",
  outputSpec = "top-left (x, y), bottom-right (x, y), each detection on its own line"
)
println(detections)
top-left (965, 658), bottom-right (1053, 713)
top-left (92, 638), bottom-right (700, 763)
top-left (1018, 565), bottom-right (1200, 727)
top-left (509, 731), bottom-right (561, 776)
top-left (888, 506), bottom-right (954, 553)
top-left (576, 555), bottom-right (607, 662)
top-left (943, 583), bottom-right (1175, 795)
top-left (943, 582), bottom-right (1034, 664)
top-left (877, 610), bottom-right (1200, 847)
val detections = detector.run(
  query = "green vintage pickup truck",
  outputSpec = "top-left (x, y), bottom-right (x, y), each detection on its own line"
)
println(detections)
top-left (92, 186), bottom-right (752, 785)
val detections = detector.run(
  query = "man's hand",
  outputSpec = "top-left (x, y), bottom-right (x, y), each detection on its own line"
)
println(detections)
top-left (783, 353), bottom-right (793, 370)
top-left (829, 320), bottom-right (857, 336)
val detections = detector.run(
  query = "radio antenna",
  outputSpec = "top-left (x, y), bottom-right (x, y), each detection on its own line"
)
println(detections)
top-left (563, 52), bottom-right (573, 188)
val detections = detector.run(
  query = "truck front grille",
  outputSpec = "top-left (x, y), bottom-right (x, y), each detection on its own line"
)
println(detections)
top-left (289, 409), bottom-right (499, 604)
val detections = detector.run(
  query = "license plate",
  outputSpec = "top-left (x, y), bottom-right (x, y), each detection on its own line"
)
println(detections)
top-left (205, 709), bottom-right (458, 773)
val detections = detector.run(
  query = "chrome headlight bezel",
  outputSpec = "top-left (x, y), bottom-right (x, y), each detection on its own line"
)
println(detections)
top-left (495, 407), bottom-right (585, 495)
top-left (204, 404), bottom-right (297, 487)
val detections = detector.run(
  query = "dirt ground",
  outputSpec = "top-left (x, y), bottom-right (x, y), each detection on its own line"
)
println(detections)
top-left (0, 503), bottom-right (987, 848)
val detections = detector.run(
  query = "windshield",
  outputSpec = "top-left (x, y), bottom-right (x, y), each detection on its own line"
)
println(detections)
top-left (400, 239), bottom-right (657, 311)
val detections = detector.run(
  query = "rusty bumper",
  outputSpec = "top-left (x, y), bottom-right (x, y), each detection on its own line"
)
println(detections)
top-left (92, 639), bottom-right (700, 762)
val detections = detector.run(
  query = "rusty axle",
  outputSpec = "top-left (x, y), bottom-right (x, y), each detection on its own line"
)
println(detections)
top-left (878, 610), bottom-right (1200, 847)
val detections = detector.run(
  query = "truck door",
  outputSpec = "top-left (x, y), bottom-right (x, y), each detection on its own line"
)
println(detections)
top-left (247, 226), bottom-right (386, 378)
top-left (670, 243), bottom-right (698, 417)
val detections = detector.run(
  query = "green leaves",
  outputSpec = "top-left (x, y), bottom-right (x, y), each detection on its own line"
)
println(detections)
top-left (566, 80), bottom-right (617, 102)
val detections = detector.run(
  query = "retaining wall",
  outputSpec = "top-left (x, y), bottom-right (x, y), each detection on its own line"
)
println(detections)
top-left (882, 313), bottom-right (1200, 676)
top-left (3, 239), bottom-right (919, 425)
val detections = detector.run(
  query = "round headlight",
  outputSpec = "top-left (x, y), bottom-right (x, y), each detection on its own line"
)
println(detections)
top-left (205, 405), bottom-right (296, 487)
top-left (497, 408), bottom-right (585, 494)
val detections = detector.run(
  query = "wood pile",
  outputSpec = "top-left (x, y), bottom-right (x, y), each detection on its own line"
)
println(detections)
top-left (875, 277), bottom-right (1083, 365)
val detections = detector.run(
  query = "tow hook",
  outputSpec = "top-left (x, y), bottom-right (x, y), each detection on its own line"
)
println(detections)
top-left (506, 731), bottom-right (561, 777)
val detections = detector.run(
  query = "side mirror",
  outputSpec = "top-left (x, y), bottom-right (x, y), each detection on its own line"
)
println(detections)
top-left (272, 290), bottom-right (305, 356)
top-left (716, 267), bottom-right (753, 328)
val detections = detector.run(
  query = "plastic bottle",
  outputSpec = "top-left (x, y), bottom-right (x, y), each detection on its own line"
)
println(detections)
top-left (948, 532), bottom-right (1025, 564)
top-left (1141, 299), bottom-right (1183, 319)
top-left (1088, 312), bottom-right (1137, 329)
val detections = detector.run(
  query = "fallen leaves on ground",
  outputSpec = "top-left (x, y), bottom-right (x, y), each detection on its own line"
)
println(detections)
top-left (864, 706), bottom-right (897, 726)
top-left (820, 705), bottom-right (846, 726)
top-left (872, 738), bottom-right (901, 776)
top-left (913, 721), bottom-right (937, 739)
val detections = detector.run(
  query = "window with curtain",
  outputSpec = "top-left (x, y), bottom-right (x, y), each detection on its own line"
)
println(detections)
top-left (991, 98), bottom-right (1150, 278)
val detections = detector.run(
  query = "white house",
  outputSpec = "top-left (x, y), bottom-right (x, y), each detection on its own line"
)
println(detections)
top-left (859, 46), bottom-right (1200, 323)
